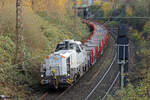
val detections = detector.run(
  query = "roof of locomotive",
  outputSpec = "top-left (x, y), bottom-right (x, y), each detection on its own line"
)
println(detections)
top-left (53, 50), bottom-right (75, 58)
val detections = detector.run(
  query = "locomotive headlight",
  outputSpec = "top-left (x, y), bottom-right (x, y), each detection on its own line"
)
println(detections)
top-left (41, 74), bottom-right (44, 78)
top-left (67, 74), bottom-right (70, 77)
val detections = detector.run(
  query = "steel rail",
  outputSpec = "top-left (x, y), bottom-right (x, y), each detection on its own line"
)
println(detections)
top-left (84, 53), bottom-right (117, 100)
top-left (101, 72), bottom-right (120, 100)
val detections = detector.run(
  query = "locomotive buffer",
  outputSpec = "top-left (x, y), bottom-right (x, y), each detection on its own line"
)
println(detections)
top-left (116, 25), bottom-right (129, 90)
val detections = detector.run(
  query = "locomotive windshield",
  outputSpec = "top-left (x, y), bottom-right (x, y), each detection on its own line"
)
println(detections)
top-left (55, 43), bottom-right (75, 52)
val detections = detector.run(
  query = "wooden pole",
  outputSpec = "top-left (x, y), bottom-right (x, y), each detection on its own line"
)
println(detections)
top-left (19, 0), bottom-right (25, 69)
top-left (14, 0), bottom-right (24, 66)
top-left (74, 0), bottom-right (78, 34)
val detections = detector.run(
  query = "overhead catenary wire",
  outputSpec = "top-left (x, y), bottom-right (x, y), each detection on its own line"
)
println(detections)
top-left (89, 0), bottom-right (150, 25)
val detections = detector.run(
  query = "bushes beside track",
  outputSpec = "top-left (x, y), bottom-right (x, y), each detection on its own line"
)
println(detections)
top-left (0, 1), bottom-right (89, 99)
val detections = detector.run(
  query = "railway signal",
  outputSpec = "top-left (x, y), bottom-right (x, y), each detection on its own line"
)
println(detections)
top-left (116, 25), bottom-right (129, 90)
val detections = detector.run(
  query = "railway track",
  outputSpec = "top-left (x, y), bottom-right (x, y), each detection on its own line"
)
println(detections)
top-left (84, 54), bottom-right (119, 100)
top-left (37, 21), bottom-right (119, 100)
top-left (38, 37), bottom-right (117, 100)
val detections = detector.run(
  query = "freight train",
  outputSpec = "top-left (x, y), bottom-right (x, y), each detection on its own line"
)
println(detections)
top-left (40, 20), bottom-right (109, 88)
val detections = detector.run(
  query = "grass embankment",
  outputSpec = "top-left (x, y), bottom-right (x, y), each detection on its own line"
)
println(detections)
top-left (0, 1), bottom-right (89, 99)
